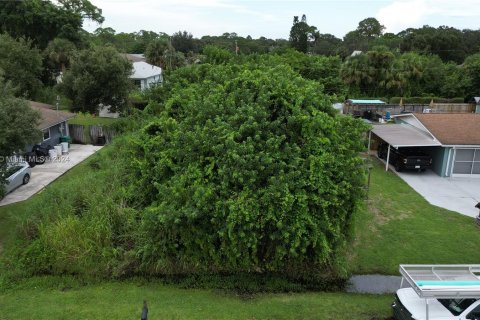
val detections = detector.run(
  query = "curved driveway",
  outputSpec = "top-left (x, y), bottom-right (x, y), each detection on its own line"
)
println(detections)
top-left (0, 144), bottom-right (103, 207)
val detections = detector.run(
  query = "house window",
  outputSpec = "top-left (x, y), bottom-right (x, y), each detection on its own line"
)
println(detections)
top-left (134, 80), bottom-right (142, 89)
top-left (43, 128), bottom-right (50, 141)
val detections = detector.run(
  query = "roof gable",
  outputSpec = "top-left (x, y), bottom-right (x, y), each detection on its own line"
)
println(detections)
top-left (29, 101), bottom-right (75, 130)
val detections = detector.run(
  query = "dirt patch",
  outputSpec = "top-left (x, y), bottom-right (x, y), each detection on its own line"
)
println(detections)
top-left (368, 197), bottom-right (409, 228)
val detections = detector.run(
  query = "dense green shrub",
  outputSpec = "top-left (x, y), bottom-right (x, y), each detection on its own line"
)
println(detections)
top-left (5, 63), bottom-right (367, 284)
top-left (129, 64), bottom-right (368, 276)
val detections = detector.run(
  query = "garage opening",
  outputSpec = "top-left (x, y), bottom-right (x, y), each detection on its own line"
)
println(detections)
top-left (369, 124), bottom-right (441, 172)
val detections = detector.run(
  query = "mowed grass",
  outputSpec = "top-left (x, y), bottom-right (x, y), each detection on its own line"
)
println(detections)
top-left (0, 279), bottom-right (392, 320)
top-left (69, 113), bottom-right (118, 126)
top-left (349, 157), bottom-right (480, 275)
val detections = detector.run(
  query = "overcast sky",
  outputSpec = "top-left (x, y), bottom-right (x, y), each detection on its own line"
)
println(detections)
top-left (83, 0), bottom-right (480, 39)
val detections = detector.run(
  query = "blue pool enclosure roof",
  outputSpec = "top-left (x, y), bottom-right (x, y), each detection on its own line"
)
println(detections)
top-left (400, 265), bottom-right (480, 298)
top-left (346, 99), bottom-right (386, 104)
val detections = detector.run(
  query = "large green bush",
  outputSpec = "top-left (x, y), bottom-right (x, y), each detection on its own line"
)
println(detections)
top-left (130, 65), bottom-right (368, 276)
top-left (5, 63), bottom-right (367, 283)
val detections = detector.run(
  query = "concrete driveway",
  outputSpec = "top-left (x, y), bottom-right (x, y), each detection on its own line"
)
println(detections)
top-left (394, 167), bottom-right (480, 218)
top-left (0, 144), bottom-right (103, 207)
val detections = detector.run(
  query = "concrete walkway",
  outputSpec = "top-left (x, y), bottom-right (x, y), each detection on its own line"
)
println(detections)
top-left (347, 275), bottom-right (402, 294)
top-left (396, 169), bottom-right (480, 217)
top-left (374, 155), bottom-right (480, 217)
top-left (0, 144), bottom-right (103, 207)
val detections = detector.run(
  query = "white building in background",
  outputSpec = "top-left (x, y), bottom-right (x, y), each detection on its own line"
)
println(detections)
top-left (131, 61), bottom-right (162, 91)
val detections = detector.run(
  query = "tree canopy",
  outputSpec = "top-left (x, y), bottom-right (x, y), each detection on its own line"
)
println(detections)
top-left (0, 33), bottom-right (43, 98)
top-left (59, 46), bottom-right (133, 113)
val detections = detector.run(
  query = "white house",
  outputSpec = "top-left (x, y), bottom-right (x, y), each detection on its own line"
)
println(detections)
top-left (131, 61), bottom-right (162, 91)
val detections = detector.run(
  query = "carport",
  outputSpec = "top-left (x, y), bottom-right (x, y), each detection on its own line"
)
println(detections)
top-left (368, 124), bottom-right (442, 171)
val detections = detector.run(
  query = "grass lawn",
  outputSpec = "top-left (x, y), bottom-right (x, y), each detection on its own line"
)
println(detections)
top-left (69, 113), bottom-right (118, 126)
top-left (0, 278), bottom-right (392, 320)
top-left (348, 157), bottom-right (480, 275)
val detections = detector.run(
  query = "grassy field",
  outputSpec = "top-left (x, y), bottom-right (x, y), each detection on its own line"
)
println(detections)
top-left (0, 278), bottom-right (392, 320)
top-left (68, 113), bottom-right (118, 126)
top-left (348, 158), bottom-right (480, 274)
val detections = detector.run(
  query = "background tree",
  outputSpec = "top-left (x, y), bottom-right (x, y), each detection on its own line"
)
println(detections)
top-left (59, 46), bottom-right (132, 113)
top-left (145, 39), bottom-right (169, 68)
top-left (462, 53), bottom-right (480, 97)
top-left (356, 17), bottom-right (385, 39)
top-left (203, 45), bottom-right (233, 64)
top-left (0, 33), bottom-right (43, 98)
top-left (312, 33), bottom-right (343, 56)
top-left (343, 18), bottom-right (385, 53)
top-left (44, 38), bottom-right (76, 75)
top-left (0, 0), bottom-right (103, 48)
top-left (171, 31), bottom-right (197, 53)
top-left (289, 15), bottom-right (318, 53)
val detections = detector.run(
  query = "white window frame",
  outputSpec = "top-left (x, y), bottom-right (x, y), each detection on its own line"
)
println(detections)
top-left (42, 128), bottom-right (51, 141)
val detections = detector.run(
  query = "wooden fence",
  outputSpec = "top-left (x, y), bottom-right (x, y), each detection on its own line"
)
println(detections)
top-left (344, 103), bottom-right (475, 117)
top-left (69, 124), bottom-right (117, 145)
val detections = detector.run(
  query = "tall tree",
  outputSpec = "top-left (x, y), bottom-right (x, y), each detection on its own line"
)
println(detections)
top-left (59, 46), bottom-right (132, 113)
top-left (171, 31), bottom-right (196, 53)
top-left (289, 14), bottom-right (318, 53)
top-left (0, 33), bottom-right (43, 98)
top-left (145, 39), bottom-right (169, 68)
top-left (44, 38), bottom-right (76, 75)
top-left (356, 17), bottom-right (385, 39)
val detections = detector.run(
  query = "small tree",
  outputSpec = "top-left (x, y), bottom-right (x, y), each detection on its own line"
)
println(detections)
top-left (59, 46), bottom-right (132, 113)
top-left (0, 74), bottom-right (41, 197)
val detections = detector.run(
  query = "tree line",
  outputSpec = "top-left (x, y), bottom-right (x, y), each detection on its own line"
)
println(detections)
top-left (1, 1), bottom-right (480, 116)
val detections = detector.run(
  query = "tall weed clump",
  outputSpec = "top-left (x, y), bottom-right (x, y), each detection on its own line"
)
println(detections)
top-left (3, 139), bottom-right (140, 278)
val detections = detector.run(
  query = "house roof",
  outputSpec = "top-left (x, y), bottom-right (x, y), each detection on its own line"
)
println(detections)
top-left (122, 53), bottom-right (146, 62)
top-left (29, 101), bottom-right (75, 130)
top-left (414, 113), bottom-right (480, 145)
top-left (371, 123), bottom-right (441, 148)
top-left (131, 61), bottom-right (162, 79)
top-left (346, 99), bottom-right (386, 105)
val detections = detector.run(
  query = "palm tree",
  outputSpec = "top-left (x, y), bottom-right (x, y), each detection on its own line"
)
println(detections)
top-left (45, 38), bottom-right (76, 74)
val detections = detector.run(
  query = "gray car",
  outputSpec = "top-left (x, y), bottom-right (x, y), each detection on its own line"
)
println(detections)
top-left (3, 162), bottom-right (31, 195)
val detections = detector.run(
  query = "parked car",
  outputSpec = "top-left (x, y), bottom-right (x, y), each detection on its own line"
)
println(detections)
top-left (25, 144), bottom-right (52, 167)
top-left (377, 143), bottom-right (432, 172)
top-left (393, 287), bottom-right (480, 320)
top-left (1, 162), bottom-right (31, 197)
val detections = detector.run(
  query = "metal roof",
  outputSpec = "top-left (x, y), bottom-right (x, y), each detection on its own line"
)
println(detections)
top-left (131, 61), bottom-right (162, 79)
top-left (400, 265), bottom-right (480, 298)
top-left (347, 99), bottom-right (386, 104)
top-left (371, 124), bottom-right (442, 148)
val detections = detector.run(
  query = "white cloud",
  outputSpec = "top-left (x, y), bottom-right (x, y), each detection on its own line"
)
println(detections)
top-left (376, 0), bottom-right (428, 33)
top-left (85, 0), bottom-right (279, 37)
top-left (377, 0), bottom-right (480, 34)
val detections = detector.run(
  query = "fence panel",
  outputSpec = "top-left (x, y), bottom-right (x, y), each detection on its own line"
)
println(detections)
top-left (69, 124), bottom-right (87, 144)
top-left (69, 124), bottom-right (117, 145)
